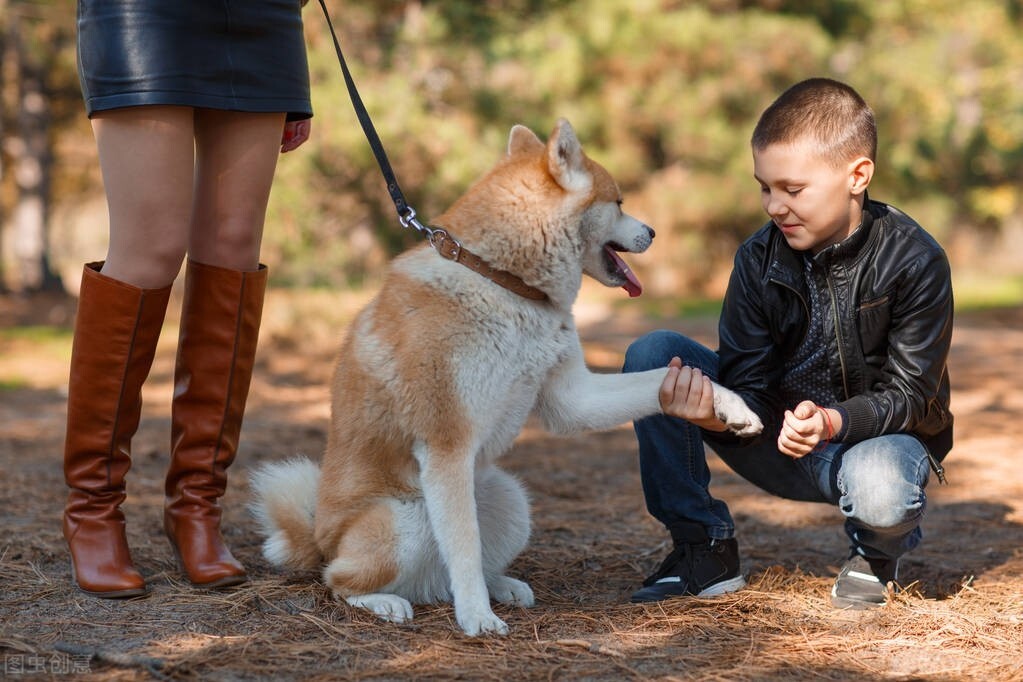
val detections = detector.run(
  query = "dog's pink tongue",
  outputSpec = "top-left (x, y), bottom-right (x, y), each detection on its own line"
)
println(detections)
top-left (605, 246), bottom-right (643, 298)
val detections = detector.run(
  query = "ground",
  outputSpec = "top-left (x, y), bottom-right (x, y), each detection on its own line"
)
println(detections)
top-left (0, 287), bottom-right (1021, 681)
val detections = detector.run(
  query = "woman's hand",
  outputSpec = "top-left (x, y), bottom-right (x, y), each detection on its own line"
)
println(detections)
top-left (281, 119), bottom-right (311, 153)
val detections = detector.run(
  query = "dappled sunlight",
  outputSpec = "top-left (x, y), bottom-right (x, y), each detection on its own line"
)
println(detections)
top-left (2, 301), bottom-right (1022, 681)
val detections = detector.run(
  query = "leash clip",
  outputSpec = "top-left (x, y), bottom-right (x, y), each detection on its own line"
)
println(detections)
top-left (399, 206), bottom-right (430, 235)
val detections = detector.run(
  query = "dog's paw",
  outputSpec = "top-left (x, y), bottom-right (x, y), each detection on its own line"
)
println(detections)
top-left (487, 575), bottom-right (535, 607)
top-left (456, 604), bottom-right (509, 637)
top-left (712, 385), bottom-right (764, 437)
top-left (346, 593), bottom-right (414, 623)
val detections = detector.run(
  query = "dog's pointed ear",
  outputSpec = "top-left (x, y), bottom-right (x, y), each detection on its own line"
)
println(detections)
top-left (507, 124), bottom-right (545, 156)
top-left (546, 118), bottom-right (591, 193)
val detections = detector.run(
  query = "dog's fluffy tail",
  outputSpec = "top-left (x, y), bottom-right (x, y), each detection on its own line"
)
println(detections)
top-left (249, 457), bottom-right (323, 570)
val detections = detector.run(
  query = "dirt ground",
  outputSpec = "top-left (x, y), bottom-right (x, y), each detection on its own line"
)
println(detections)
top-left (1, 287), bottom-right (1021, 681)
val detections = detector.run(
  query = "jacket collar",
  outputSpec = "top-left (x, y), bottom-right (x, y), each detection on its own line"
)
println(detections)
top-left (813, 194), bottom-right (878, 266)
top-left (767, 193), bottom-right (880, 281)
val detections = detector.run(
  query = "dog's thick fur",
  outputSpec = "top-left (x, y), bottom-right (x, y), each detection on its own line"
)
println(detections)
top-left (251, 120), bottom-right (761, 636)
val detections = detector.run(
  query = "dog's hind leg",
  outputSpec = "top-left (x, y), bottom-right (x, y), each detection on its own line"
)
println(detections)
top-left (477, 467), bottom-right (535, 607)
top-left (322, 502), bottom-right (412, 622)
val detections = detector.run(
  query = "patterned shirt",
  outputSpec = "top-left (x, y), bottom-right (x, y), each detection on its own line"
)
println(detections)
top-left (779, 255), bottom-right (839, 408)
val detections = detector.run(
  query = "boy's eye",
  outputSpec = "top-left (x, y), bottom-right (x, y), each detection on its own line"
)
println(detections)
top-left (787, 188), bottom-right (803, 196)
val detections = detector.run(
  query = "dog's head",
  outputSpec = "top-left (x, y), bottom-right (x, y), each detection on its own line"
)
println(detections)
top-left (506, 119), bottom-right (654, 297)
top-left (436, 119), bottom-right (654, 303)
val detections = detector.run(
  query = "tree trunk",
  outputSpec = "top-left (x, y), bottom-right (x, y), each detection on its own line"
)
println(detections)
top-left (2, 9), bottom-right (63, 293)
top-left (0, 3), bottom-right (8, 293)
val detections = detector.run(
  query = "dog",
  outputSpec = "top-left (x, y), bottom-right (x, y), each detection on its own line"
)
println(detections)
top-left (250, 119), bottom-right (762, 636)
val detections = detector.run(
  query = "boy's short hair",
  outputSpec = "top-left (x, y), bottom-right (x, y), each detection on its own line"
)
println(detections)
top-left (751, 77), bottom-right (877, 165)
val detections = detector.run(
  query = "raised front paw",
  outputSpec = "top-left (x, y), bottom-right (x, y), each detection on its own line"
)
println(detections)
top-left (712, 385), bottom-right (763, 437)
top-left (346, 593), bottom-right (414, 623)
top-left (487, 575), bottom-right (535, 607)
top-left (456, 603), bottom-right (509, 637)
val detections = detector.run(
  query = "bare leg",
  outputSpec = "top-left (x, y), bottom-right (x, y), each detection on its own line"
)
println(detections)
top-left (189, 109), bottom-right (286, 270)
top-left (91, 106), bottom-right (195, 288)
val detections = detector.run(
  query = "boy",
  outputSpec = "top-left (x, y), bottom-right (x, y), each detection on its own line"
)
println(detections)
top-left (623, 78), bottom-right (953, 609)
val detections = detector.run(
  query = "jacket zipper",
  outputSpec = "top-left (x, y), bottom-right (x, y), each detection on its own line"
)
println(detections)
top-left (824, 272), bottom-right (851, 400)
top-left (928, 452), bottom-right (948, 485)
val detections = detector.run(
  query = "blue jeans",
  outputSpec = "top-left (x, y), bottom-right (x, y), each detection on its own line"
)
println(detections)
top-left (623, 330), bottom-right (932, 562)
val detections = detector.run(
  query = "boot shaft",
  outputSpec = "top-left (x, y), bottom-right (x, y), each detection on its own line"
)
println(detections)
top-left (169, 259), bottom-right (267, 488)
top-left (164, 260), bottom-right (267, 588)
top-left (64, 262), bottom-right (171, 493)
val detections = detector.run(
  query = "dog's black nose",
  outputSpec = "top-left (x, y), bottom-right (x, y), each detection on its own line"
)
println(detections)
top-left (646, 225), bottom-right (656, 239)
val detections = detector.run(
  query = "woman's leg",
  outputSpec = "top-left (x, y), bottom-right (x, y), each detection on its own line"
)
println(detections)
top-left (63, 105), bottom-right (194, 596)
top-left (164, 109), bottom-right (284, 587)
top-left (91, 106), bottom-right (195, 287)
top-left (188, 109), bottom-right (286, 269)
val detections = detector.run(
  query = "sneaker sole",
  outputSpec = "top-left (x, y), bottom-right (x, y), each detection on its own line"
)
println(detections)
top-left (696, 575), bottom-right (747, 597)
top-left (829, 584), bottom-right (886, 610)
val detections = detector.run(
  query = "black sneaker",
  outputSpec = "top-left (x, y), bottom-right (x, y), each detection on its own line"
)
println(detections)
top-left (630, 523), bottom-right (746, 603)
top-left (830, 554), bottom-right (898, 609)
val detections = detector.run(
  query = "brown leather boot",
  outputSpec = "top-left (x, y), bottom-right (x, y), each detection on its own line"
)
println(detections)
top-left (164, 260), bottom-right (267, 588)
top-left (63, 262), bottom-right (171, 598)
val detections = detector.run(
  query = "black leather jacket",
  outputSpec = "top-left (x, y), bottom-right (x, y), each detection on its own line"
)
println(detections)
top-left (716, 198), bottom-right (954, 463)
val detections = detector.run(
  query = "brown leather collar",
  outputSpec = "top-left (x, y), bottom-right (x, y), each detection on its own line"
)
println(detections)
top-left (430, 230), bottom-right (548, 302)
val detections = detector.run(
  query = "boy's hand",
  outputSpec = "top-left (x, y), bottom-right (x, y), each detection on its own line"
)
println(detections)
top-left (778, 399), bottom-right (826, 458)
top-left (659, 357), bottom-right (728, 432)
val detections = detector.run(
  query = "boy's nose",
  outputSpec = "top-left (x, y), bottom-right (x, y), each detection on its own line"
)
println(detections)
top-left (765, 193), bottom-right (787, 219)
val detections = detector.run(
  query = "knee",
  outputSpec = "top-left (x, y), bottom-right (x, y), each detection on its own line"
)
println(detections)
top-left (624, 330), bottom-right (691, 373)
top-left (190, 219), bottom-right (263, 270)
top-left (846, 489), bottom-right (925, 531)
top-left (103, 242), bottom-right (186, 288)
top-left (840, 440), bottom-right (929, 530)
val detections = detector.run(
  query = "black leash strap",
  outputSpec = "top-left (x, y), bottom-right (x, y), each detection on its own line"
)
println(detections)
top-left (316, 0), bottom-right (410, 221)
top-left (311, 1), bottom-right (548, 302)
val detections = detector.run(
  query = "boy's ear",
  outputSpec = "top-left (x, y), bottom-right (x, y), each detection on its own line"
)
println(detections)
top-left (849, 157), bottom-right (874, 196)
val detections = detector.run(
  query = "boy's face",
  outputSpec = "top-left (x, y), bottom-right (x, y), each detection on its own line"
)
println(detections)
top-left (753, 138), bottom-right (872, 254)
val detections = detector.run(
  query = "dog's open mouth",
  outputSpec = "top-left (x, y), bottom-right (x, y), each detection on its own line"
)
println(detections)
top-left (603, 244), bottom-right (643, 298)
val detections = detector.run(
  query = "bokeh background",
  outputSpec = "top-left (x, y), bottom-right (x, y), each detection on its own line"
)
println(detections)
top-left (2, 0), bottom-right (1023, 311)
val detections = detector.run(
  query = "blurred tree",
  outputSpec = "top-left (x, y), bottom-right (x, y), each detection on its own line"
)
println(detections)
top-left (0, 0), bottom-right (78, 293)
top-left (5, 0), bottom-right (1023, 295)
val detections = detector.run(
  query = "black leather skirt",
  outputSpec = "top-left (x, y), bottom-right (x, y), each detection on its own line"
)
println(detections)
top-left (77, 0), bottom-right (312, 121)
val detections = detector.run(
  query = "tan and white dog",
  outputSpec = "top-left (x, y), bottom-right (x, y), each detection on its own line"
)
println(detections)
top-left (250, 119), bottom-right (761, 636)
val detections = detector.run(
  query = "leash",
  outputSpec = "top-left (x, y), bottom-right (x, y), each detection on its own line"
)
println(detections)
top-left (314, 0), bottom-right (548, 302)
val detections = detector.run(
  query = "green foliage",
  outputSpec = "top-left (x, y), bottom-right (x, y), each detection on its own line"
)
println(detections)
top-left (953, 272), bottom-right (1023, 311)
top-left (24, 0), bottom-right (1023, 294)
